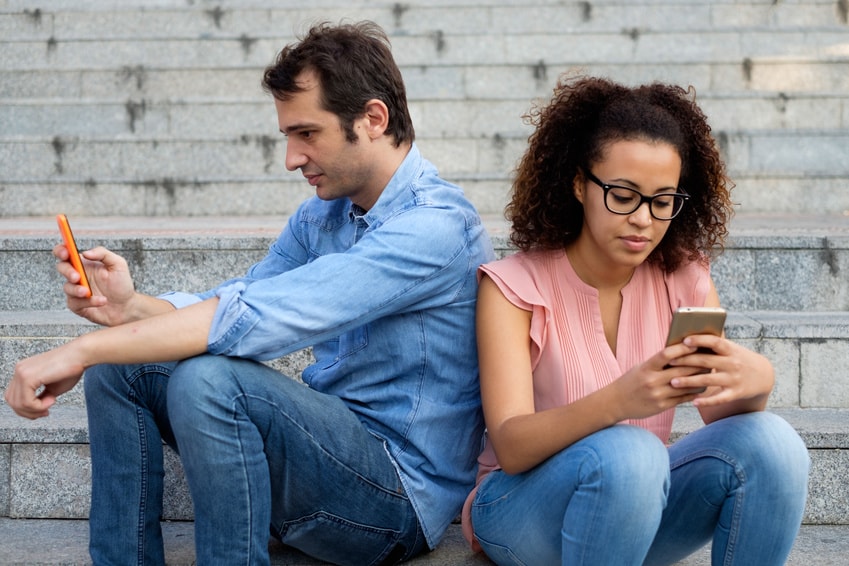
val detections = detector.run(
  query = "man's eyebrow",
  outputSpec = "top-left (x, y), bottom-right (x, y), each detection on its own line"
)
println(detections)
top-left (281, 122), bottom-right (319, 135)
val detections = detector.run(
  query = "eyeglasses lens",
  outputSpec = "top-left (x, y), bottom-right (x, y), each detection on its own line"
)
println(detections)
top-left (605, 187), bottom-right (685, 220)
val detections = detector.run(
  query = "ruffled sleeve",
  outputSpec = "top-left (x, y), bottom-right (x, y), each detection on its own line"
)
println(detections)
top-left (478, 252), bottom-right (551, 372)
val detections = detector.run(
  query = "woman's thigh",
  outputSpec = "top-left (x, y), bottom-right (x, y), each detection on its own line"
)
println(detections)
top-left (646, 411), bottom-right (809, 566)
top-left (471, 425), bottom-right (669, 566)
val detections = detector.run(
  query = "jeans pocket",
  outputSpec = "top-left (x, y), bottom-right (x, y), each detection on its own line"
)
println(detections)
top-left (475, 536), bottom-right (529, 566)
top-left (277, 511), bottom-right (401, 566)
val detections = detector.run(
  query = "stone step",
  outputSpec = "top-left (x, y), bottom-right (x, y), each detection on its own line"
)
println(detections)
top-left (2, 3), bottom-right (848, 217)
top-left (2, 134), bottom-right (848, 217)
top-left (1, 405), bottom-right (847, 527)
top-left (1, 213), bottom-right (848, 312)
top-left (0, 143), bottom-right (849, 218)
top-left (2, 1), bottom-right (845, 42)
top-left (2, 175), bottom-right (849, 218)
top-left (4, 60), bottom-right (848, 103)
top-left (4, 21), bottom-right (848, 71)
top-left (0, 519), bottom-right (847, 566)
top-left (4, 140), bottom-right (849, 215)
top-left (5, 94), bottom-right (847, 139)
top-left (2, 308), bottom-right (848, 410)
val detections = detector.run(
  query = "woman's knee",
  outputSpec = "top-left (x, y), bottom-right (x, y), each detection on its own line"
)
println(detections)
top-left (575, 426), bottom-right (670, 497)
top-left (730, 412), bottom-right (809, 484)
top-left (685, 412), bottom-right (810, 503)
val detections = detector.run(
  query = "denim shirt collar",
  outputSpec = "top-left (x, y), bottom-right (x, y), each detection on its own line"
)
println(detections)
top-left (346, 143), bottom-right (424, 228)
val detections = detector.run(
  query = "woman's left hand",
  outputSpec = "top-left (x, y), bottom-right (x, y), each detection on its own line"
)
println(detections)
top-left (667, 333), bottom-right (773, 415)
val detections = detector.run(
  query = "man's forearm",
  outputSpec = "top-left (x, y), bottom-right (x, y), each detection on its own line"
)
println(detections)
top-left (121, 293), bottom-right (180, 324)
top-left (78, 298), bottom-right (218, 367)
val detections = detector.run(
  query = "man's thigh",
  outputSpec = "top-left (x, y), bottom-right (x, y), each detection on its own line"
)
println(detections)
top-left (172, 355), bottom-right (423, 564)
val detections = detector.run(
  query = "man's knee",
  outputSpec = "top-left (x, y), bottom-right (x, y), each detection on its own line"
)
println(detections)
top-left (82, 363), bottom-right (111, 399)
top-left (167, 355), bottom-right (240, 411)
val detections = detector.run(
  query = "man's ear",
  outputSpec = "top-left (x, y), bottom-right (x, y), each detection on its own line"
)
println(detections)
top-left (362, 99), bottom-right (389, 139)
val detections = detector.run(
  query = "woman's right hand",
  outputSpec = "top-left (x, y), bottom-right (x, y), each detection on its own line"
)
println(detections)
top-left (612, 343), bottom-right (709, 421)
top-left (54, 244), bottom-right (138, 327)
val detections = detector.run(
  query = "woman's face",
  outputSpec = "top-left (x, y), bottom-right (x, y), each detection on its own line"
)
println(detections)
top-left (573, 138), bottom-right (683, 274)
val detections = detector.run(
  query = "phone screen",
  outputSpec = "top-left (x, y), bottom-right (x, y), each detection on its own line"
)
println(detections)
top-left (56, 214), bottom-right (92, 298)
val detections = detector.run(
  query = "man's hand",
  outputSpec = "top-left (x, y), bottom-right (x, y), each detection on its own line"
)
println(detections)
top-left (4, 343), bottom-right (85, 420)
top-left (55, 244), bottom-right (164, 326)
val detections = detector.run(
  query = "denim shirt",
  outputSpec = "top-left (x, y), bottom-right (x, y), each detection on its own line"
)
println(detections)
top-left (161, 144), bottom-right (495, 548)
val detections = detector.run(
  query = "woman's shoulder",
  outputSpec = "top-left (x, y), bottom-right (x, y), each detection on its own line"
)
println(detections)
top-left (664, 256), bottom-right (711, 284)
top-left (656, 256), bottom-right (712, 308)
top-left (480, 249), bottom-right (571, 302)
top-left (481, 249), bottom-right (567, 281)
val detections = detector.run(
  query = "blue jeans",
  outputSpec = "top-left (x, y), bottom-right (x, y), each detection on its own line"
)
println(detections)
top-left (84, 355), bottom-right (426, 566)
top-left (470, 413), bottom-right (809, 565)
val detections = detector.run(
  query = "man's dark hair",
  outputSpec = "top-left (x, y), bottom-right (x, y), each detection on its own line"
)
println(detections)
top-left (262, 21), bottom-right (415, 147)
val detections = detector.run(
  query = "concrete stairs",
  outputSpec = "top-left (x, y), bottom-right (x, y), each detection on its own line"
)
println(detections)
top-left (2, 0), bottom-right (849, 564)
top-left (1, 215), bottom-right (849, 564)
top-left (2, 0), bottom-right (849, 218)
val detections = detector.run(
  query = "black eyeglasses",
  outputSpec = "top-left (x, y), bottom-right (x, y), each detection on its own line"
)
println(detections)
top-left (583, 169), bottom-right (689, 221)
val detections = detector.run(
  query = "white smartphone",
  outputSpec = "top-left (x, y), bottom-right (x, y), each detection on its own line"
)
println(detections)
top-left (665, 307), bottom-right (726, 379)
top-left (666, 307), bottom-right (727, 347)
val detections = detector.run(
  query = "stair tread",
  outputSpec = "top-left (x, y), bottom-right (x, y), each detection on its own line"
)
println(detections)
top-left (4, 404), bottom-right (849, 446)
top-left (0, 212), bottom-right (847, 237)
top-left (0, 518), bottom-right (846, 566)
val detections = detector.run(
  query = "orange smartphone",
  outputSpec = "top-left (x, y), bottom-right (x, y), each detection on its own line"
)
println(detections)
top-left (56, 214), bottom-right (92, 297)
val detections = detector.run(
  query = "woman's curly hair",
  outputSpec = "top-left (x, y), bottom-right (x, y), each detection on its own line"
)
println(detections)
top-left (506, 75), bottom-right (734, 272)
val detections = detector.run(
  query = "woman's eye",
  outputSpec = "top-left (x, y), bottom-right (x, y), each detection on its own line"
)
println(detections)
top-left (610, 189), bottom-right (637, 205)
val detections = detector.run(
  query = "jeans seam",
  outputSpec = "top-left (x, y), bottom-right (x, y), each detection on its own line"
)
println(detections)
top-left (669, 447), bottom-right (738, 472)
top-left (125, 363), bottom-right (172, 566)
top-left (245, 392), bottom-right (406, 500)
top-left (724, 459), bottom-right (746, 566)
top-left (129, 389), bottom-right (149, 566)
top-left (473, 533), bottom-right (528, 566)
top-left (574, 446), bottom-right (604, 565)
top-left (232, 397), bottom-right (257, 566)
top-left (670, 448), bottom-right (746, 566)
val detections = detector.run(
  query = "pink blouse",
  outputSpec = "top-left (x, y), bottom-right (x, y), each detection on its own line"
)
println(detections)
top-left (461, 250), bottom-right (711, 550)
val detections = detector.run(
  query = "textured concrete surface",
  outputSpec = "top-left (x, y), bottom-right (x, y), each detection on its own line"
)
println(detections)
top-left (1, 213), bottom-right (848, 311)
top-left (1, 519), bottom-right (847, 566)
top-left (3, 405), bottom-right (849, 523)
top-left (3, 309), bottom-right (848, 410)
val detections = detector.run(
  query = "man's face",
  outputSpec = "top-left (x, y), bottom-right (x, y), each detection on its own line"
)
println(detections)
top-left (275, 70), bottom-right (382, 210)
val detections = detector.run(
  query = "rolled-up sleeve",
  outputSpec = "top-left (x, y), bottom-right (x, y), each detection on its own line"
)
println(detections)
top-left (205, 205), bottom-right (474, 361)
top-left (158, 290), bottom-right (206, 310)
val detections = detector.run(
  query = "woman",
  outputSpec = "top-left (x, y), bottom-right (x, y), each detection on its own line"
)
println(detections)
top-left (461, 76), bottom-right (809, 565)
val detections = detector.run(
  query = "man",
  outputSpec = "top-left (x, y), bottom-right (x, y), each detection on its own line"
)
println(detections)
top-left (5, 21), bottom-right (494, 565)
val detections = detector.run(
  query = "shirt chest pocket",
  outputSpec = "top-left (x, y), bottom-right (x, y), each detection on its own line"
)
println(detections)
top-left (315, 325), bottom-right (370, 370)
